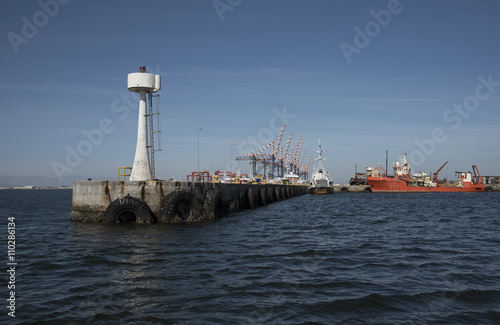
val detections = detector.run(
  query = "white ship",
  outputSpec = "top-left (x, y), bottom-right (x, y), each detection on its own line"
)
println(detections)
top-left (308, 140), bottom-right (333, 194)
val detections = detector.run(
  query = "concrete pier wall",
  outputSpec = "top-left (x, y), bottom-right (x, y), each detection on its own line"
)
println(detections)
top-left (69, 180), bottom-right (307, 223)
top-left (334, 184), bottom-right (372, 193)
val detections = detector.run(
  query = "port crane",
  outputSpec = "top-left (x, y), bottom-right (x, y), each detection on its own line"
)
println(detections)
top-left (471, 165), bottom-right (484, 185)
top-left (236, 124), bottom-right (284, 179)
top-left (300, 156), bottom-right (313, 179)
top-left (433, 161), bottom-right (448, 183)
top-left (236, 124), bottom-right (311, 180)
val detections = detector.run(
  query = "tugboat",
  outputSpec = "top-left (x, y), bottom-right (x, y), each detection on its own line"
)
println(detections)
top-left (367, 150), bottom-right (485, 192)
top-left (308, 140), bottom-right (334, 194)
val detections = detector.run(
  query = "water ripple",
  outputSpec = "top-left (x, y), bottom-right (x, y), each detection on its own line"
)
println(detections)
top-left (1, 190), bottom-right (499, 324)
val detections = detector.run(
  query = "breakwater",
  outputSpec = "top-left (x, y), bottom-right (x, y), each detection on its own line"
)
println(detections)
top-left (69, 180), bottom-right (307, 223)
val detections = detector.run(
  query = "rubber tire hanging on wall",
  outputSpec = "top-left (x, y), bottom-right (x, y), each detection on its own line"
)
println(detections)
top-left (203, 189), bottom-right (224, 220)
top-left (275, 187), bottom-right (282, 201)
top-left (281, 187), bottom-right (287, 200)
top-left (248, 188), bottom-right (258, 209)
top-left (159, 190), bottom-right (193, 222)
top-left (268, 187), bottom-right (276, 203)
top-left (104, 195), bottom-right (156, 224)
top-left (259, 188), bottom-right (268, 206)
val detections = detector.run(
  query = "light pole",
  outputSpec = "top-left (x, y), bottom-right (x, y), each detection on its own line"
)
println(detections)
top-left (229, 142), bottom-right (234, 178)
top-left (197, 128), bottom-right (202, 175)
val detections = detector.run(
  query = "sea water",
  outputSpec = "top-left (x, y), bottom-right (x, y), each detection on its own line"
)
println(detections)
top-left (0, 189), bottom-right (499, 324)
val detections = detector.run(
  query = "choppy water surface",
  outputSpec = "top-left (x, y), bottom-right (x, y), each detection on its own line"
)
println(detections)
top-left (1, 189), bottom-right (499, 324)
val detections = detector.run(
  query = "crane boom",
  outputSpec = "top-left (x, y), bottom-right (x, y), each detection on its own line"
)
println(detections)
top-left (282, 133), bottom-right (293, 161)
top-left (472, 165), bottom-right (484, 185)
top-left (273, 124), bottom-right (286, 157)
top-left (433, 161), bottom-right (448, 183)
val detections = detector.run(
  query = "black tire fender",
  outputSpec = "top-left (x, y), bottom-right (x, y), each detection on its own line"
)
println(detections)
top-left (260, 188), bottom-right (268, 206)
top-left (104, 195), bottom-right (156, 224)
top-left (282, 187), bottom-right (288, 199)
top-left (268, 187), bottom-right (277, 203)
top-left (159, 190), bottom-right (193, 222)
top-left (248, 188), bottom-right (258, 209)
top-left (274, 187), bottom-right (281, 201)
top-left (203, 189), bottom-right (224, 220)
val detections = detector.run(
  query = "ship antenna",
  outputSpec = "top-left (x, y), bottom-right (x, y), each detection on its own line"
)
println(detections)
top-left (385, 150), bottom-right (388, 177)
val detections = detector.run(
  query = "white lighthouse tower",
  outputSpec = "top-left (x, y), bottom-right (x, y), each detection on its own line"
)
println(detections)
top-left (127, 66), bottom-right (161, 181)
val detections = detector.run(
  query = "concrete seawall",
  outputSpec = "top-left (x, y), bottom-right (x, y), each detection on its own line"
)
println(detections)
top-left (334, 185), bottom-right (372, 193)
top-left (69, 180), bottom-right (308, 223)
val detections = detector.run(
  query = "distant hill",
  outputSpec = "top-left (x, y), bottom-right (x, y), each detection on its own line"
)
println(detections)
top-left (0, 175), bottom-right (91, 187)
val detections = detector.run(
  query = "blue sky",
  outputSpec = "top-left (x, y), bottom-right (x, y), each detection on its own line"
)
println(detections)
top-left (1, 0), bottom-right (500, 185)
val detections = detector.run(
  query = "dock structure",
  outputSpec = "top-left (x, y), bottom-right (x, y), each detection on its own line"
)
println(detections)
top-left (69, 180), bottom-right (307, 223)
top-left (69, 67), bottom-right (309, 223)
top-left (334, 184), bottom-right (372, 193)
top-left (236, 125), bottom-right (312, 181)
top-left (482, 176), bottom-right (500, 191)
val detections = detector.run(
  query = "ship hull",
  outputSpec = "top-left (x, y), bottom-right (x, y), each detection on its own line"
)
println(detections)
top-left (367, 177), bottom-right (485, 193)
top-left (308, 186), bottom-right (334, 195)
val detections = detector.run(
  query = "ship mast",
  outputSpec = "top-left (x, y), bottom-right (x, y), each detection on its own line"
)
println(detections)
top-left (315, 139), bottom-right (326, 171)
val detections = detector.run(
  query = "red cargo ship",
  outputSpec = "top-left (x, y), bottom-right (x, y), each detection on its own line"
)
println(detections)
top-left (367, 151), bottom-right (485, 193)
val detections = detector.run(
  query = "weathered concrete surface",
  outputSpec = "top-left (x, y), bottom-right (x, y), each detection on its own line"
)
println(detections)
top-left (485, 184), bottom-right (500, 192)
top-left (334, 184), bottom-right (372, 193)
top-left (70, 180), bottom-right (307, 223)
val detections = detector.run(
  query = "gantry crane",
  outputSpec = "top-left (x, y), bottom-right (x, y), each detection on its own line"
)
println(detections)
top-left (235, 125), bottom-right (311, 180)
